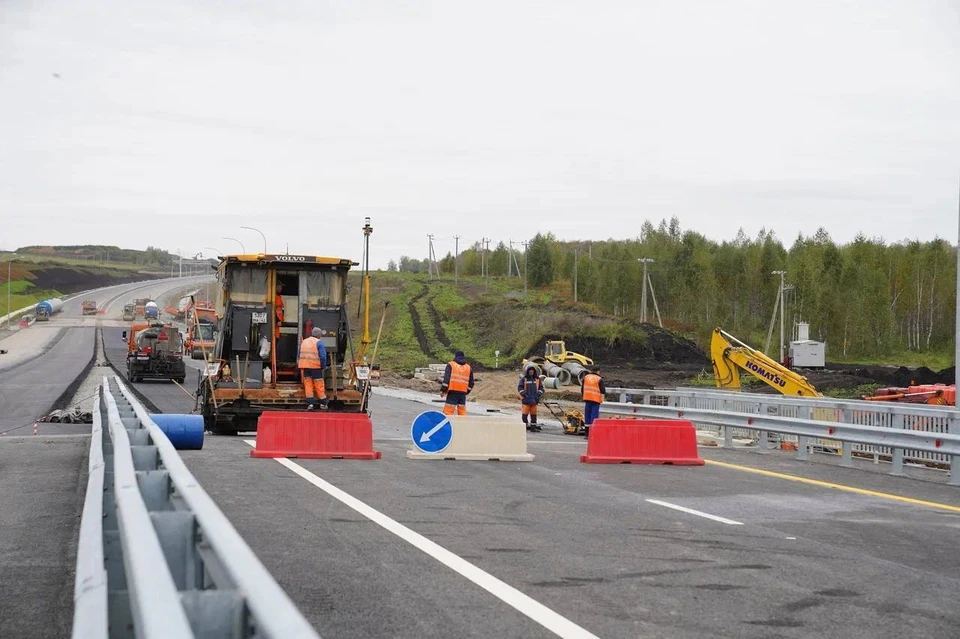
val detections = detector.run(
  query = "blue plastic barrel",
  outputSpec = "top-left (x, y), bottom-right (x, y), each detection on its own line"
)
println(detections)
top-left (148, 414), bottom-right (204, 450)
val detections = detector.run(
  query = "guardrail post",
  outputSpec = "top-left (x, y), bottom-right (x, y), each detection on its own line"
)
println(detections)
top-left (724, 424), bottom-right (733, 448)
top-left (890, 447), bottom-right (905, 476)
top-left (619, 392), bottom-right (628, 404)
top-left (949, 456), bottom-right (960, 486)
top-left (840, 441), bottom-right (853, 467)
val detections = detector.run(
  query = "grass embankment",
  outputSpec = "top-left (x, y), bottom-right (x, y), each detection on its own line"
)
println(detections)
top-left (352, 272), bottom-right (668, 372)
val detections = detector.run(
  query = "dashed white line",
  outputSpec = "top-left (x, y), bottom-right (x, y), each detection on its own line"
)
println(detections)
top-left (645, 499), bottom-right (744, 526)
top-left (244, 440), bottom-right (599, 639)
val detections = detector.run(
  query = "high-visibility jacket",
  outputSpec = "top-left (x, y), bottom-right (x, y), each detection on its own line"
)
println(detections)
top-left (582, 373), bottom-right (604, 403)
top-left (298, 337), bottom-right (324, 369)
top-left (446, 361), bottom-right (472, 392)
top-left (275, 293), bottom-right (285, 323)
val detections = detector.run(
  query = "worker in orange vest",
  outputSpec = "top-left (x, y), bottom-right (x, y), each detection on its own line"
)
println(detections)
top-left (581, 366), bottom-right (605, 435)
top-left (298, 327), bottom-right (328, 409)
top-left (440, 350), bottom-right (474, 415)
top-left (274, 282), bottom-right (285, 339)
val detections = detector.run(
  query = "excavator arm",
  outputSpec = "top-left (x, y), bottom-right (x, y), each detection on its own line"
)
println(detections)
top-left (711, 328), bottom-right (821, 397)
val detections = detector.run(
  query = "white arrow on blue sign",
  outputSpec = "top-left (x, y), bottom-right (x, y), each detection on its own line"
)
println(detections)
top-left (411, 410), bottom-right (453, 454)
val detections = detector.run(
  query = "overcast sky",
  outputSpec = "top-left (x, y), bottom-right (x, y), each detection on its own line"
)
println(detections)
top-left (1, 0), bottom-right (958, 268)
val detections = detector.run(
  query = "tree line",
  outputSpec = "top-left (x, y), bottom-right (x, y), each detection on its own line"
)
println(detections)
top-left (391, 218), bottom-right (957, 359)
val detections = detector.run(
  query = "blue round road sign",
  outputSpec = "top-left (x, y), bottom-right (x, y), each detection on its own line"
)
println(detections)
top-left (411, 410), bottom-right (453, 454)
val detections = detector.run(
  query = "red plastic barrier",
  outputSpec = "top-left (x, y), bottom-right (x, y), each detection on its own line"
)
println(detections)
top-left (580, 418), bottom-right (704, 465)
top-left (250, 411), bottom-right (381, 460)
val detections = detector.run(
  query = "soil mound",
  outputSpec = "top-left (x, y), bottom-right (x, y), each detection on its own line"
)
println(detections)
top-left (27, 267), bottom-right (162, 295)
top-left (526, 324), bottom-right (708, 371)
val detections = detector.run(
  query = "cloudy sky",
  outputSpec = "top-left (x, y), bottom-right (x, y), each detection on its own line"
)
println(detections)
top-left (1, 0), bottom-right (958, 267)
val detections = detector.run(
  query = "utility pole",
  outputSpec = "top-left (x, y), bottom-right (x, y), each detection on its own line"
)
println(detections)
top-left (637, 258), bottom-right (654, 323)
top-left (522, 240), bottom-right (529, 299)
top-left (482, 237), bottom-right (491, 291)
top-left (508, 240), bottom-right (513, 277)
top-left (954, 171), bottom-right (960, 396)
top-left (772, 270), bottom-right (787, 364)
top-left (454, 235), bottom-right (460, 285)
top-left (573, 248), bottom-right (578, 303)
top-left (427, 234), bottom-right (436, 279)
top-left (5, 259), bottom-right (10, 330)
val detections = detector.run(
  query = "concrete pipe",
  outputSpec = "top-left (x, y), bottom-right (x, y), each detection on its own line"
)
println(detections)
top-left (149, 414), bottom-right (205, 450)
top-left (561, 361), bottom-right (589, 384)
top-left (542, 361), bottom-right (572, 385)
top-left (521, 360), bottom-right (542, 377)
top-left (541, 376), bottom-right (562, 390)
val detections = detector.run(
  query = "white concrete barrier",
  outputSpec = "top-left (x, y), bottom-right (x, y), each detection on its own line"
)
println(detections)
top-left (407, 415), bottom-right (534, 461)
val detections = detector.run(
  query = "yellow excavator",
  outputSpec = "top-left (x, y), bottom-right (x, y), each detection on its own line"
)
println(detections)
top-left (711, 328), bottom-right (821, 397)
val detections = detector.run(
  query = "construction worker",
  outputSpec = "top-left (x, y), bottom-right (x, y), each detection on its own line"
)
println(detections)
top-left (518, 363), bottom-right (544, 432)
top-left (581, 366), bottom-right (605, 435)
top-left (440, 350), bottom-right (474, 415)
top-left (274, 282), bottom-right (285, 339)
top-left (298, 327), bottom-right (328, 409)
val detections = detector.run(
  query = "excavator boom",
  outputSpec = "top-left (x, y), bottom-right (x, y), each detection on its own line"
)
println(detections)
top-left (711, 328), bottom-right (821, 397)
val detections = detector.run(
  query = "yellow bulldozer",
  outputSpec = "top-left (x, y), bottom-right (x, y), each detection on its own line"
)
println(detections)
top-left (544, 340), bottom-right (593, 366)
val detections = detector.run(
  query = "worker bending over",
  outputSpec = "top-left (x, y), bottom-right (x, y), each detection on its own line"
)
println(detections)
top-left (441, 350), bottom-right (474, 415)
top-left (518, 364), bottom-right (544, 432)
top-left (298, 327), bottom-right (328, 409)
top-left (581, 366), bottom-right (605, 435)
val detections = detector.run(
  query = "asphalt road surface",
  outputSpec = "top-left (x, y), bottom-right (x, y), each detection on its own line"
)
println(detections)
top-left (120, 372), bottom-right (960, 639)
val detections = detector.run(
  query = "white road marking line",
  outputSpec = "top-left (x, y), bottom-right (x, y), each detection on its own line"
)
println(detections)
top-left (645, 499), bottom-right (744, 526)
top-left (244, 440), bottom-right (599, 639)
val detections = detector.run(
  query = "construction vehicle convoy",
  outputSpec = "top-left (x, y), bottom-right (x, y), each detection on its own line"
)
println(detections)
top-left (81, 300), bottom-right (97, 315)
top-left (124, 321), bottom-right (187, 383)
top-left (197, 241), bottom-right (373, 435)
top-left (711, 327), bottom-right (821, 397)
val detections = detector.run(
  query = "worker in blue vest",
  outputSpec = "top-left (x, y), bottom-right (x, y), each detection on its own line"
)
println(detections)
top-left (518, 363), bottom-right (544, 432)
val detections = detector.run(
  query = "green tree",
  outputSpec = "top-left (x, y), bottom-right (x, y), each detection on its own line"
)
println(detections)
top-left (526, 233), bottom-right (555, 287)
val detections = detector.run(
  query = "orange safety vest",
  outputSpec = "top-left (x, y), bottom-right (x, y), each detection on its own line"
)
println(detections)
top-left (447, 361), bottom-right (471, 392)
top-left (298, 337), bottom-right (322, 369)
top-left (275, 293), bottom-right (285, 322)
top-left (582, 374), bottom-right (603, 403)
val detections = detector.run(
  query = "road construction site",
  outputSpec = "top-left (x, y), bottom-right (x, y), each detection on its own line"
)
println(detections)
top-left (2, 275), bottom-right (960, 638)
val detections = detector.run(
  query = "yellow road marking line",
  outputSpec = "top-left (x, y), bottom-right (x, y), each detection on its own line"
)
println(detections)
top-left (705, 459), bottom-right (960, 514)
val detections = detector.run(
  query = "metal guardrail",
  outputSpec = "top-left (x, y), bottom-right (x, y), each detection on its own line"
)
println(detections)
top-left (603, 387), bottom-right (960, 486)
top-left (72, 376), bottom-right (321, 638)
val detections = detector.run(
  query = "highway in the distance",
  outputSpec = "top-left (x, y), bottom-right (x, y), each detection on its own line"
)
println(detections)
top-left (3, 275), bottom-right (960, 638)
